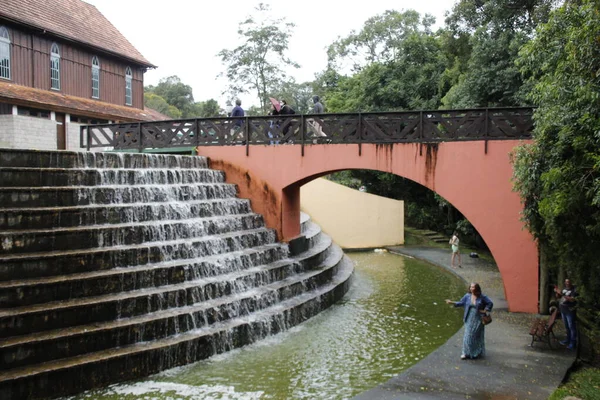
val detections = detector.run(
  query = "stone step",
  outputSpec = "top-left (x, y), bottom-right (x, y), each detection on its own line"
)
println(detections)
top-left (0, 167), bottom-right (225, 188)
top-left (0, 240), bottom-right (341, 364)
top-left (0, 183), bottom-right (239, 208)
top-left (0, 198), bottom-right (252, 230)
top-left (0, 255), bottom-right (353, 400)
top-left (0, 241), bottom-right (340, 370)
top-left (0, 227), bottom-right (278, 281)
top-left (0, 237), bottom-right (335, 339)
top-left (0, 149), bottom-right (208, 169)
top-left (0, 213), bottom-right (265, 256)
top-left (0, 243), bottom-right (287, 308)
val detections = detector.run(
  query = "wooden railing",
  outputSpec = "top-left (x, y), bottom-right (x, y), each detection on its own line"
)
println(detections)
top-left (80, 107), bottom-right (534, 152)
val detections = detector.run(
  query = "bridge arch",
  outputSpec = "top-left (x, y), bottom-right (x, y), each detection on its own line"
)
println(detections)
top-left (198, 141), bottom-right (538, 313)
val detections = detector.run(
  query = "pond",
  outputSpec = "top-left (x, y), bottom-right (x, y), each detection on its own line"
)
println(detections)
top-left (66, 251), bottom-right (465, 400)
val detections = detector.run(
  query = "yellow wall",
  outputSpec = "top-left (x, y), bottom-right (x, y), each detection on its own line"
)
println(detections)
top-left (300, 178), bottom-right (404, 249)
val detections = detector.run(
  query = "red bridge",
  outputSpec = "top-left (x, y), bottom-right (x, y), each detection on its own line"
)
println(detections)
top-left (82, 107), bottom-right (538, 313)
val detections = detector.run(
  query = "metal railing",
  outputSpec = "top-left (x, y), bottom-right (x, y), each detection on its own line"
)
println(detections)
top-left (80, 107), bottom-right (534, 152)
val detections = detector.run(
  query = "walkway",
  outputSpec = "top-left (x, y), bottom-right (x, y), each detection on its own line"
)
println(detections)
top-left (355, 246), bottom-right (575, 400)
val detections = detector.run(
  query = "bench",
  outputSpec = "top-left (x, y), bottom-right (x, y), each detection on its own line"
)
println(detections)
top-left (529, 307), bottom-right (559, 349)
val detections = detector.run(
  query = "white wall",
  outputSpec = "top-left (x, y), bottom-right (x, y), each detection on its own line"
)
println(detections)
top-left (301, 178), bottom-right (404, 249)
top-left (0, 115), bottom-right (58, 150)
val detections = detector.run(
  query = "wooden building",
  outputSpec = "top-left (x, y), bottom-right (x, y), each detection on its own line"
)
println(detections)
top-left (0, 0), bottom-right (160, 150)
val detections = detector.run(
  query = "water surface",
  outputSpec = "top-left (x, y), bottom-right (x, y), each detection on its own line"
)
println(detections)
top-left (67, 251), bottom-right (464, 400)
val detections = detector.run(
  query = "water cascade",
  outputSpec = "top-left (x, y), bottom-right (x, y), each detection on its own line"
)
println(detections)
top-left (0, 149), bottom-right (353, 400)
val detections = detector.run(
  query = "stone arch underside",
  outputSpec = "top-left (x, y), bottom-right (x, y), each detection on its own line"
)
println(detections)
top-left (197, 141), bottom-right (538, 313)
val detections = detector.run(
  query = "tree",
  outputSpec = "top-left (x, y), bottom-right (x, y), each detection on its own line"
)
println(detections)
top-left (194, 99), bottom-right (222, 118)
top-left (146, 76), bottom-right (195, 117)
top-left (218, 3), bottom-right (299, 113)
top-left (512, 0), bottom-right (600, 311)
top-left (143, 92), bottom-right (182, 119)
top-left (327, 10), bottom-right (435, 73)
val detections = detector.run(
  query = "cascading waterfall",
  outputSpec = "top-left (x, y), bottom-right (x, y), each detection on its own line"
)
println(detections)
top-left (0, 148), bottom-right (353, 400)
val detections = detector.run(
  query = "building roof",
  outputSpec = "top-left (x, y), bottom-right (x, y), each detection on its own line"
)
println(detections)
top-left (0, 0), bottom-right (155, 68)
top-left (0, 81), bottom-right (158, 122)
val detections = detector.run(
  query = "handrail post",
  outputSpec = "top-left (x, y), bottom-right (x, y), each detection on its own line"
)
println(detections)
top-left (485, 108), bottom-right (489, 154)
top-left (195, 118), bottom-right (200, 148)
top-left (245, 117), bottom-right (250, 156)
top-left (137, 122), bottom-right (143, 153)
top-left (419, 111), bottom-right (423, 140)
top-left (358, 113), bottom-right (362, 156)
top-left (300, 114), bottom-right (305, 157)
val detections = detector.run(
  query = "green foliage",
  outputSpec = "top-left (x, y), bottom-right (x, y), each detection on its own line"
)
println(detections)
top-left (147, 76), bottom-right (195, 117)
top-left (327, 10), bottom-right (435, 72)
top-left (512, 0), bottom-right (600, 309)
top-left (218, 3), bottom-right (299, 113)
top-left (143, 92), bottom-right (182, 119)
top-left (548, 365), bottom-right (600, 400)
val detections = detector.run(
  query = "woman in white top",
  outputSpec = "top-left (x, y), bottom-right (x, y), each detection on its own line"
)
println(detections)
top-left (450, 231), bottom-right (462, 268)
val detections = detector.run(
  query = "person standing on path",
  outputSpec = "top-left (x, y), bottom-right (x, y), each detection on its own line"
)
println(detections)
top-left (449, 231), bottom-right (462, 268)
top-left (445, 283), bottom-right (493, 360)
top-left (554, 278), bottom-right (578, 350)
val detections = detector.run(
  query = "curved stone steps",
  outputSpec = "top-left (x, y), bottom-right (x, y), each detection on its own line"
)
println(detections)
top-left (0, 252), bottom-right (354, 400)
top-left (300, 211), bottom-right (310, 233)
top-left (0, 213), bottom-right (266, 255)
top-left (0, 149), bottom-right (209, 169)
top-left (0, 239), bottom-right (343, 369)
top-left (0, 227), bottom-right (278, 281)
top-left (0, 198), bottom-right (253, 230)
top-left (0, 167), bottom-right (226, 187)
top-left (0, 243), bottom-right (287, 308)
top-left (0, 183), bottom-right (239, 208)
top-left (0, 237), bottom-right (340, 338)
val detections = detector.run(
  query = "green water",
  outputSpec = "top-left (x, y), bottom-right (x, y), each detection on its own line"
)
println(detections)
top-left (67, 251), bottom-right (465, 400)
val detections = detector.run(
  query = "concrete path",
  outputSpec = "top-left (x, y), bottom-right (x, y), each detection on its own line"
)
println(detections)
top-left (354, 246), bottom-right (575, 400)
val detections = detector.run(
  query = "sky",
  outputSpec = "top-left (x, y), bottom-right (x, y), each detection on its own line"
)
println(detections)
top-left (84, 0), bottom-right (457, 109)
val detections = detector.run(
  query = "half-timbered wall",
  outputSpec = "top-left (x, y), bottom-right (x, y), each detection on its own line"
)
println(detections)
top-left (0, 22), bottom-right (145, 109)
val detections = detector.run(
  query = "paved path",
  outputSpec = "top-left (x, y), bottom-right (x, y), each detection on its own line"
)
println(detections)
top-left (354, 246), bottom-right (575, 400)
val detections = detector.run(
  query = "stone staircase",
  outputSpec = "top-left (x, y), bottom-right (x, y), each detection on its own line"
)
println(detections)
top-left (0, 149), bottom-right (353, 400)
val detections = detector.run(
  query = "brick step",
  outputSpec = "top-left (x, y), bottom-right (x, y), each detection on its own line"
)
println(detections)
top-left (0, 167), bottom-right (225, 188)
top-left (0, 213), bottom-right (265, 255)
top-left (0, 183), bottom-right (238, 208)
top-left (0, 243), bottom-right (287, 307)
top-left (0, 149), bottom-right (208, 169)
top-left (0, 198), bottom-right (252, 230)
top-left (0, 227), bottom-right (277, 281)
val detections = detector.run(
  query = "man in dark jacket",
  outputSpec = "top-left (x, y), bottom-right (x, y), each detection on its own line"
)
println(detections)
top-left (312, 95), bottom-right (324, 114)
top-left (230, 99), bottom-right (244, 141)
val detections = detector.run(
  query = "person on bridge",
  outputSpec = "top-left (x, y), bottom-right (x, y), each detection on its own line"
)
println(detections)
top-left (445, 283), bottom-right (493, 360)
top-left (449, 231), bottom-right (462, 268)
top-left (554, 278), bottom-right (578, 350)
top-left (230, 99), bottom-right (245, 142)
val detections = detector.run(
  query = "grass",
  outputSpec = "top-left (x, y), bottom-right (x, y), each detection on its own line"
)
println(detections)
top-left (548, 365), bottom-right (600, 400)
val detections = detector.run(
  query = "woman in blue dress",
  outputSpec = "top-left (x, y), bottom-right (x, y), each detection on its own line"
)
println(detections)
top-left (446, 283), bottom-right (493, 359)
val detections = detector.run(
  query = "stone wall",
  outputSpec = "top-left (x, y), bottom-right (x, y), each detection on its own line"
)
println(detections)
top-left (0, 116), bottom-right (95, 151)
top-left (0, 115), bottom-right (58, 150)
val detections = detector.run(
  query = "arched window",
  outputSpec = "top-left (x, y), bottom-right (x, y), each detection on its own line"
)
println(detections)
top-left (0, 26), bottom-right (10, 80)
top-left (50, 43), bottom-right (60, 90)
top-left (91, 56), bottom-right (100, 98)
top-left (125, 66), bottom-right (132, 105)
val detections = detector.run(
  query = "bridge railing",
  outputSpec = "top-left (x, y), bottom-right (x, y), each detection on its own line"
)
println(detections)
top-left (80, 107), bottom-right (534, 151)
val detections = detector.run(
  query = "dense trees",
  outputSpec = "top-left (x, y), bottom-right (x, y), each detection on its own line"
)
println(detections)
top-left (512, 0), bottom-right (600, 314)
